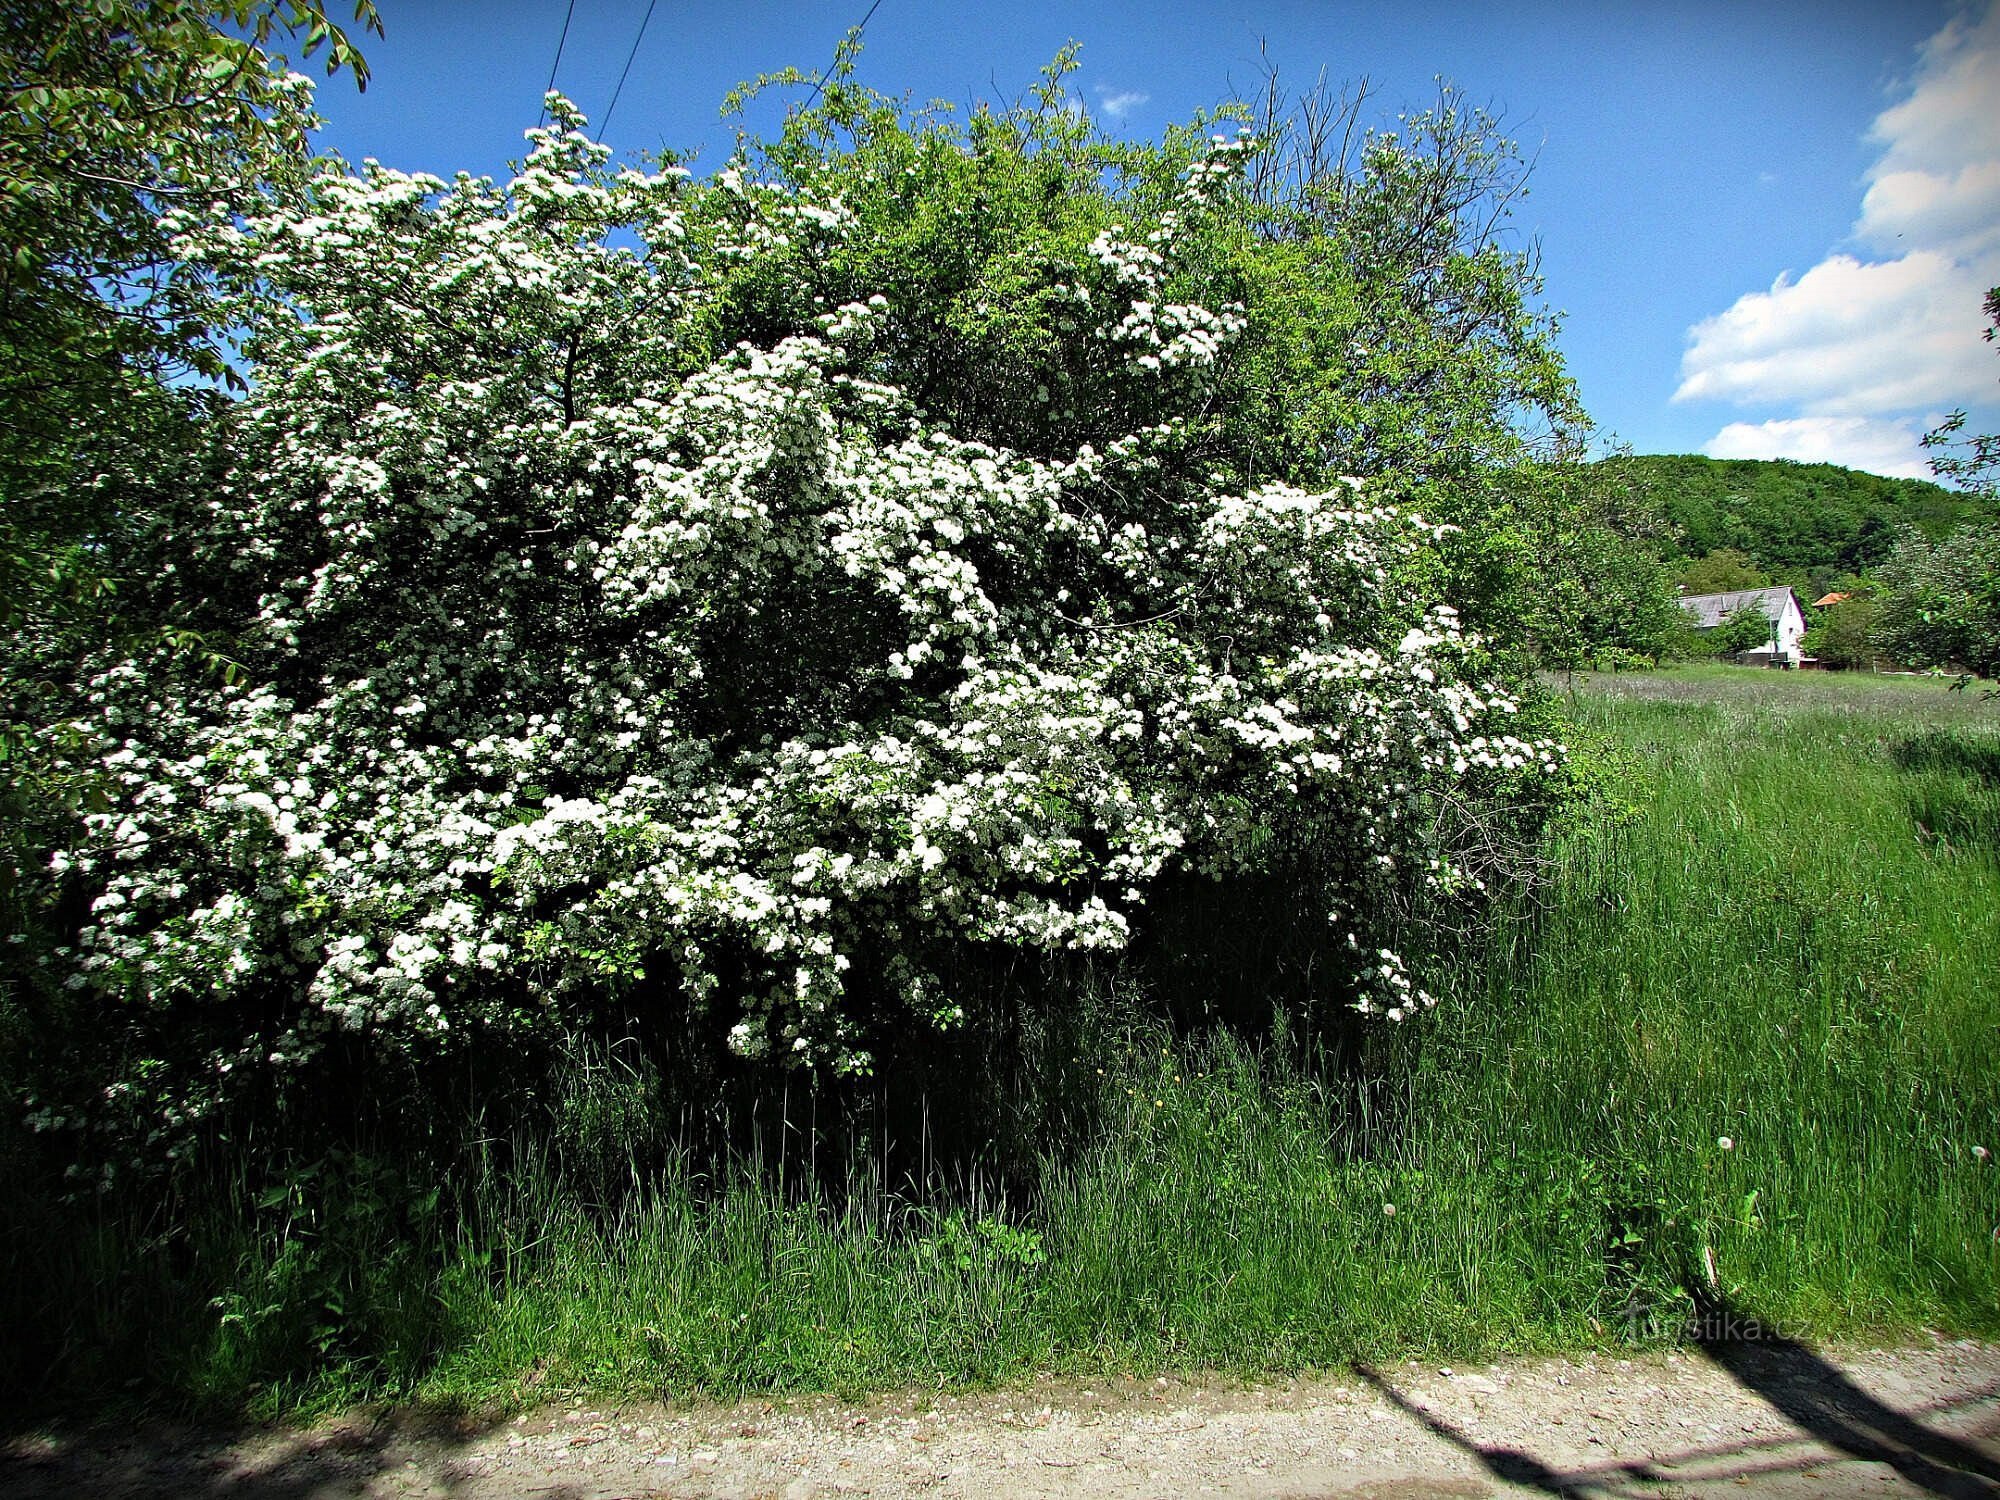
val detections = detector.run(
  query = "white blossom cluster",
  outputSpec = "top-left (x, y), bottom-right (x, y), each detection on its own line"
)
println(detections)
top-left (42, 102), bottom-right (1565, 1096)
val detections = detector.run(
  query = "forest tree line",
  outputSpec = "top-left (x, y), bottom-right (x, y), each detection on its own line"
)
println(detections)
top-left (1555, 448), bottom-right (2000, 677)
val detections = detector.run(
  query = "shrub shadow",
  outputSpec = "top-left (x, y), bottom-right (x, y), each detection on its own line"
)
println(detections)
top-left (1686, 1286), bottom-right (2000, 1498)
top-left (1894, 731), bottom-right (2000, 785)
top-left (0, 1406), bottom-right (507, 1500)
top-left (1893, 730), bottom-right (2000, 858)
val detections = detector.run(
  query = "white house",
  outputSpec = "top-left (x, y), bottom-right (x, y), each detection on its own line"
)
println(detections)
top-left (1677, 586), bottom-right (1809, 666)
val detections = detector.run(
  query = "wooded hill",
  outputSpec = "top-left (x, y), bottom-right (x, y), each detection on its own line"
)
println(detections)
top-left (1590, 453), bottom-right (1997, 582)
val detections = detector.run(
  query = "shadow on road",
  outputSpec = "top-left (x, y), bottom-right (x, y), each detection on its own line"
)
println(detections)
top-left (1356, 1300), bottom-right (2000, 1499)
top-left (0, 1405), bottom-right (516, 1500)
top-left (1686, 1287), bottom-right (2000, 1498)
top-left (7, 1326), bottom-right (1996, 1499)
top-left (1356, 1364), bottom-right (1590, 1497)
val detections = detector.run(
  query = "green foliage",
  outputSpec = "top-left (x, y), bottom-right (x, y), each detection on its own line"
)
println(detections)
top-left (1225, 76), bottom-right (1590, 651)
top-left (1592, 454), bottom-right (1993, 590)
top-left (0, 0), bottom-right (379, 536)
top-left (1676, 546), bottom-right (1767, 595)
top-left (1800, 594), bottom-right (1879, 670)
top-left (1511, 465), bottom-right (1683, 670)
top-left (203, 1147), bottom-right (451, 1402)
top-left (1709, 604), bottom-right (1777, 657)
top-left (1873, 522), bottom-right (2000, 679)
top-left (1921, 285), bottom-right (1999, 497)
top-left (913, 1209), bottom-right (1048, 1278)
top-left (1230, 78), bottom-right (1587, 479)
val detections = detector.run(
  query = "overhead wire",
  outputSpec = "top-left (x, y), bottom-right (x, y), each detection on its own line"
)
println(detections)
top-left (591, 0), bottom-right (888, 142)
top-left (599, 0), bottom-right (662, 135)
top-left (802, 0), bottom-right (887, 110)
top-left (537, 0), bottom-right (579, 125)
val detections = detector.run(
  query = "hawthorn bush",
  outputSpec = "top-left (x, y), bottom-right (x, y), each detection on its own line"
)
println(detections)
top-left (11, 61), bottom-right (1576, 1182)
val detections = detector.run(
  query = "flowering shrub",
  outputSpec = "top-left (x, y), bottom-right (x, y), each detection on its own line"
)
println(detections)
top-left (28, 87), bottom-right (1566, 1139)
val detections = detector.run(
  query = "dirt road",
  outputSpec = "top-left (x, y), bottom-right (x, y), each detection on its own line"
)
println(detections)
top-left (5, 1337), bottom-right (1997, 1498)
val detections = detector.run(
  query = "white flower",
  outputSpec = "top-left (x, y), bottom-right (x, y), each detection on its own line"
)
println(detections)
top-left (45, 88), bottom-right (1569, 1104)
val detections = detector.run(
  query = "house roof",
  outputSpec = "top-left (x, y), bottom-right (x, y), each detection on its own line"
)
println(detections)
top-left (1813, 591), bottom-right (1851, 608)
top-left (1677, 586), bottom-right (1798, 629)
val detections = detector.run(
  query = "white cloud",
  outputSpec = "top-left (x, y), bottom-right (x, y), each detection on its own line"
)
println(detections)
top-left (1095, 87), bottom-right (1149, 122)
top-left (1866, 4), bottom-right (2000, 180)
top-left (1856, 162), bottom-right (2000, 259)
top-left (1856, 3), bottom-right (2000, 259)
top-left (1703, 416), bottom-right (1935, 479)
top-left (1674, 251), bottom-right (1992, 414)
top-left (1678, 1), bottom-right (2000, 477)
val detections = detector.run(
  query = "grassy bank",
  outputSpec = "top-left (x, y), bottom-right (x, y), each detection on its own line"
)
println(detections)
top-left (7, 667), bottom-right (1997, 1415)
top-left (1449, 666), bottom-right (1999, 1335)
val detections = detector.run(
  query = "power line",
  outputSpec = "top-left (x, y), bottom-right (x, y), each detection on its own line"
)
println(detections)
top-left (802, 0), bottom-right (887, 110)
top-left (599, 0), bottom-right (661, 136)
top-left (538, 0), bottom-right (578, 125)
top-left (594, 0), bottom-right (885, 140)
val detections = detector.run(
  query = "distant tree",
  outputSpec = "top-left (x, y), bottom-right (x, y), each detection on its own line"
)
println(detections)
top-left (1922, 286), bottom-right (1999, 497)
top-left (1801, 596), bottom-right (1878, 670)
top-left (1516, 463), bottom-right (1682, 669)
top-left (1589, 453), bottom-right (1993, 580)
top-left (1678, 548), bottom-right (1766, 595)
top-left (1710, 605), bottom-right (1777, 657)
top-left (1873, 523), bottom-right (2000, 679)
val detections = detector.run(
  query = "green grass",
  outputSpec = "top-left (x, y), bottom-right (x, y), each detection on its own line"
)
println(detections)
top-left (1446, 666), bottom-right (2000, 1335)
top-left (1564, 660), bottom-right (2000, 719)
top-left (7, 665), bottom-right (1997, 1415)
top-left (403, 1035), bottom-right (1587, 1411)
top-left (401, 666), bottom-right (2000, 1407)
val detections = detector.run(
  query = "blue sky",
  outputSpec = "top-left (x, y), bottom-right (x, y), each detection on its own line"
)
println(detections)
top-left (302, 1), bottom-right (2000, 479)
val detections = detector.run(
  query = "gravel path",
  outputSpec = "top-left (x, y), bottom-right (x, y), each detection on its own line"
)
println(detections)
top-left (5, 1338), bottom-right (1997, 1498)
